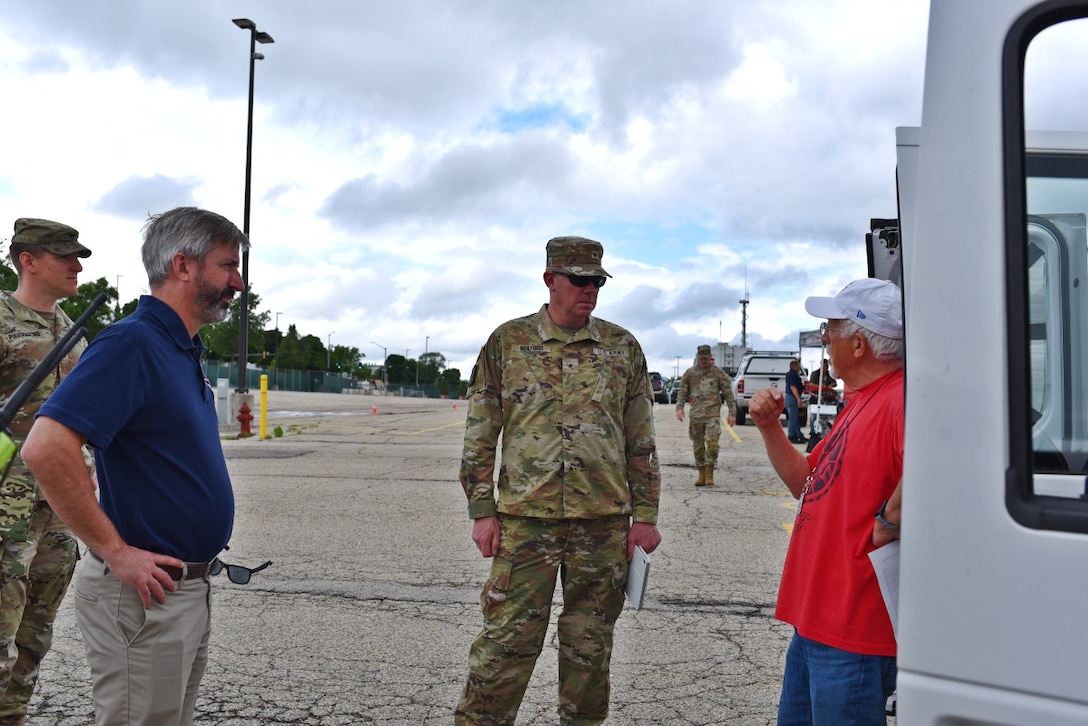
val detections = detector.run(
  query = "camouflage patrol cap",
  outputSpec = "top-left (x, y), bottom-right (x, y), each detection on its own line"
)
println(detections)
top-left (11, 218), bottom-right (92, 258)
top-left (546, 236), bottom-right (611, 277)
top-left (696, 344), bottom-right (712, 358)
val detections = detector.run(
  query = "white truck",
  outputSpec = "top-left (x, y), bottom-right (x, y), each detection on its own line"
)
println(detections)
top-left (875, 1), bottom-right (1088, 722)
top-left (731, 350), bottom-right (798, 425)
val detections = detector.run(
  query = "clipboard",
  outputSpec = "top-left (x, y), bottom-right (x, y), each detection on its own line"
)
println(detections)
top-left (624, 545), bottom-right (651, 609)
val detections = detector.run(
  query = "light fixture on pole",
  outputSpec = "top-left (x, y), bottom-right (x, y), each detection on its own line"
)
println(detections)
top-left (232, 17), bottom-right (274, 394)
top-left (369, 341), bottom-right (387, 386)
top-left (327, 332), bottom-right (335, 371)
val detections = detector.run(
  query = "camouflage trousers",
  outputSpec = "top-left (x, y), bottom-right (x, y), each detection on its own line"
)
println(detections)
top-left (0, 501), bottom-right (78, 723)
top-left (688, 417), bottom-right (722, 467)
top-left (455, 514), bottom-right (629, 726)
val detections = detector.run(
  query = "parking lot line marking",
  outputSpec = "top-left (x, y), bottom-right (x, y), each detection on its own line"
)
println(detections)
top-left (409, 421), bottom-right (466, 435)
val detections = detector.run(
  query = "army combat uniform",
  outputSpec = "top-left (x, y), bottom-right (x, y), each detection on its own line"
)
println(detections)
top-left (676, 351), bottom-right (736, 486)
top-left (457, 304), bottom-right (660, 726)
top-left (0, 291), bottom-right (84, 724)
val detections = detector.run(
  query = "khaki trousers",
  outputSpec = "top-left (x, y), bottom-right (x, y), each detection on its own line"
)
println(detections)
top-left (74, 558), bottom-right (212, 726)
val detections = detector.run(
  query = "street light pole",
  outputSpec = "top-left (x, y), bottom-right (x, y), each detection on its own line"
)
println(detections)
top-left (369, 342), bottom-right (387, 386)
top-left (232, 17), bottom-right (274, 394)
top-left (327, 332), bottom-right (335, 371)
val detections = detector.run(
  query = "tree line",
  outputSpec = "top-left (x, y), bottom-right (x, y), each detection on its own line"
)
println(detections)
top-left (0, 259), bottom-right (464, 390)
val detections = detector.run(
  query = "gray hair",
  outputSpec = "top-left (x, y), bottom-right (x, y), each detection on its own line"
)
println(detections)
top-left (839, 318), bottom-right (904, 362)
top-left (142, 207), bottom-right (249, 288)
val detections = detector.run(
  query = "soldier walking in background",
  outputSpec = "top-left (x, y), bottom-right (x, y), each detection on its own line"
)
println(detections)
top-left (456, 235), bottom-right (662, 726)
top-left (0, 218), bottom-right (93, 725)
top-left (675, 344), bottom-right (736, 487)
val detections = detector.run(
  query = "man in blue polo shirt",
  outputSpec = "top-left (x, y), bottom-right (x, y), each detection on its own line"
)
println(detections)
top-left (21, 206), bottom-right (247, 725)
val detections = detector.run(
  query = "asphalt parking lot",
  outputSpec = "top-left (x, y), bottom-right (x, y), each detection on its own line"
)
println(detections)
top-left (27, 391), bottom-right (804, 725)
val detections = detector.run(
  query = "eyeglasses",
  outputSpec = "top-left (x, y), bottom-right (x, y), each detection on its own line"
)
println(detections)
top-left (210, 558), bottom-right (272, 585)
top-left (819, 322), bottom-right (844, 342)
top-left (555, 272), bottom-right (606, 288)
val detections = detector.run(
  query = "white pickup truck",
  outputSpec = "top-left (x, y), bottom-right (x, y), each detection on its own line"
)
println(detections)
top-left (730, 350), bottom-right (798, 425)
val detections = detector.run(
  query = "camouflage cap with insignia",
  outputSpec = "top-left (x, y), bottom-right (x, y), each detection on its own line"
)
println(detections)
top-left (696, 344), bottom-right (712, 358)
top-left (546, 236), bottom-right (611, 277)
top-left (11, 218), bottom-right (92, 258)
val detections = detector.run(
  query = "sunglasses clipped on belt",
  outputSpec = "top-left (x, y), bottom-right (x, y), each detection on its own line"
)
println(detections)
top-left (211, 559), bottom-right (272, 585)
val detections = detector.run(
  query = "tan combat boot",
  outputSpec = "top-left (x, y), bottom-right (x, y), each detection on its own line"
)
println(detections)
top-left (694, 466), bottom-right (706, 487)
top-left (704, 465), bottom-right (715, 486)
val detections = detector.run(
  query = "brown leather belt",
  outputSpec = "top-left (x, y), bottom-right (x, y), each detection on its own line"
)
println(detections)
top-left (89, 552), bottom-right (215, 581)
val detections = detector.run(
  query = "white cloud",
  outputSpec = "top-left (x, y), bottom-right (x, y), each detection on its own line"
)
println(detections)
top-left (0, 0), bottom-right (943, 376)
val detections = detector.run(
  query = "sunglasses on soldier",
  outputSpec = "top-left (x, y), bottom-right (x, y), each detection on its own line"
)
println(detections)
top-left (555, 272), bottom-right (607, 288)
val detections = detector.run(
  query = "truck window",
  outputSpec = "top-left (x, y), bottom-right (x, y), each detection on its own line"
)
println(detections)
top-left (1010, 12), bottom-right (1088, 526)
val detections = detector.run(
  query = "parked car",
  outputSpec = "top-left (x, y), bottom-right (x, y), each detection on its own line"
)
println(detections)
top-left (650, 371), bottom-right (668, 404)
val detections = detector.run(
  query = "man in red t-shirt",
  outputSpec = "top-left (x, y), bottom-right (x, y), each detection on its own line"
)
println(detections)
top-left (750, 278), bottom-right (904, 725)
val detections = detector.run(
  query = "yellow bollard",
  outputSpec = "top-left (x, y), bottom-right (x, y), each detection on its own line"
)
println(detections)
top-left (260, 375), bottom-right (268, 439)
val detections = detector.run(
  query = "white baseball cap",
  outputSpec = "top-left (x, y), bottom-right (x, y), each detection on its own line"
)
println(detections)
top-left (804, 278), bottom-right (903, 340)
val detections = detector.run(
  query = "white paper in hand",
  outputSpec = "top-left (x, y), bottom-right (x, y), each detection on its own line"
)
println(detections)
top-left (624, 545), bottom-right (651, 610)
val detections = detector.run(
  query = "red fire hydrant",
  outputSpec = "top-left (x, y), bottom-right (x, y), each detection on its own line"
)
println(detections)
top-left (237, 402), bottom-right (254, 437)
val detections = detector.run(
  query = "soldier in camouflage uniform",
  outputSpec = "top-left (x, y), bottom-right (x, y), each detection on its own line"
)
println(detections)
top-left (456, 236), bottom-right (662, 726)
top-left (675, 344), bottom-right (736, 487)
top-left (0, 218), bottom-right (92, 725)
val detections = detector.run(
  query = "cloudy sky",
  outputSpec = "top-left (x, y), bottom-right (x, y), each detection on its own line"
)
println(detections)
top-left (0, 1), bottom-right (934, 377)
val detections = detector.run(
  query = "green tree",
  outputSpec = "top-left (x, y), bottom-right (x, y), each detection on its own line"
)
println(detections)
top-left (59, 277), bottom-right (119, 340)
top-left (0, 254), bottom-right (16, 291)
top-left (419, 351), bottom-right (446, 386)
top-left (262, 328), bottom-right (283, 368)
top-left (201, 291), bottom-right (271, 361)
top-left (118, 298), bottom-right (139, 319)
top-left (385, 353), bottom-right (409, 383)
top-left (276, 325), bottom-right (304, 369)
top-left (297, 334), bottom-right (326, 371)
top-left (329, 344), bottom-right (362, 372)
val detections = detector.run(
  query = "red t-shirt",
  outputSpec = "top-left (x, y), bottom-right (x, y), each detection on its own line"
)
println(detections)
top-left (775, 368), bottom-right (904, 656)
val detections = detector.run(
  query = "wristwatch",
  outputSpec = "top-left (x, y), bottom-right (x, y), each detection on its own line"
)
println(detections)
top-left (874, 499), bottom-right (899, 529)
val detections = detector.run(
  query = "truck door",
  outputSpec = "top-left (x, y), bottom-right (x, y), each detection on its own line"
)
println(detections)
top-left (894, 1), bottom-right (1088, 723)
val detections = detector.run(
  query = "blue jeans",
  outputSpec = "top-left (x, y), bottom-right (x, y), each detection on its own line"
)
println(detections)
top-left (777, 631), bottom-right (896, 726)
top-left (785, 394), bottom-right (802, 439)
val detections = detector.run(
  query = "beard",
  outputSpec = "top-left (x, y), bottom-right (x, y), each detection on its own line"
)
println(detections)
top-left (828, 361), bottom-right (839, 380)
top-left (196, 272), bottom-right (235, 324)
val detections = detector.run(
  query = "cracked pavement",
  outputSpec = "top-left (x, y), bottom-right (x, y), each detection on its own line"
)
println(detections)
top-left (26, 392), bottom-right (810, 725)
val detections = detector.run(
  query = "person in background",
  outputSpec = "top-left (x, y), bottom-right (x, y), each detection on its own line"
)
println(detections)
top-left (807, 358), bottom-right (837, 436)
top-left (675, 344), bottom-right (736, 486)
top-left (785, 359), bottom-right (806, 444)
top-left (455, 235), bottom-right (661, 726)
top-left (0, 218), bottom-right (93, 725)
top-left (22, 207), bottom-right (248, 725)
top-left (749, 278), bottom-right (904, 725)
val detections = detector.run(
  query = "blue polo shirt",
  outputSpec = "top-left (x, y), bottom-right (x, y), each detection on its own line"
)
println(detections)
top-left (39, 296), bottom-right (234, 562)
